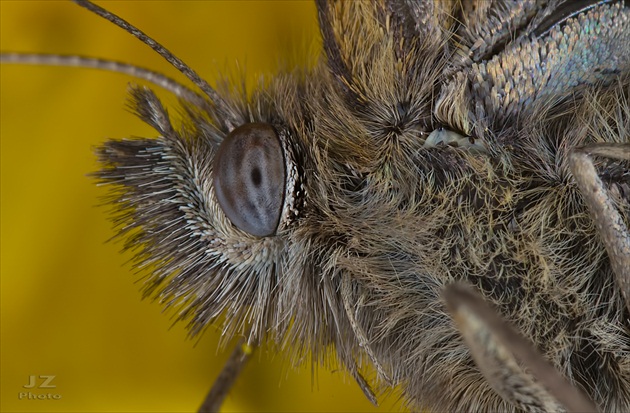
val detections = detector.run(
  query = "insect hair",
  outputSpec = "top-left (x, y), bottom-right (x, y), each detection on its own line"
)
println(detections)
top-left (2, 1), bottom-right (629, 412)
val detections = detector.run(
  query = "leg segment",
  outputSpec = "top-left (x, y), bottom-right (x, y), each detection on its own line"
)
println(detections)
top-left (444, 283), bottom-right (598, 413)
top-left (198, 338), bottom-right (254, 413)
top-left (569, 143), bottom-right (630, 312)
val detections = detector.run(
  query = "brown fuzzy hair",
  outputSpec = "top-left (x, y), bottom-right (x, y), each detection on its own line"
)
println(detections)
top-left (91, 1), bottom-right (630, 411)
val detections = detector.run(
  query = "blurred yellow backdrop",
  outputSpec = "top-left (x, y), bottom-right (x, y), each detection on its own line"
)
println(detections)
top-left (1, 1), bottom-right (404, 412)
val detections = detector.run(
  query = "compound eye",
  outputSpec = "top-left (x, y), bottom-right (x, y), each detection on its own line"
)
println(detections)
top-left (213, 123), bottom-right (285, 237)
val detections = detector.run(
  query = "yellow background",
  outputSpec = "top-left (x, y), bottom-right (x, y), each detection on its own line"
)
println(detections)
top-left (1, 1), bottom-right (403, 412)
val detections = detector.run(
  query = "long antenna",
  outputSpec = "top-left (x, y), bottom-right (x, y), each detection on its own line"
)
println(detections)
top-left (73, 0), bottom-right (237, 129)
top-left (0, 53), bottom-right (208, 109)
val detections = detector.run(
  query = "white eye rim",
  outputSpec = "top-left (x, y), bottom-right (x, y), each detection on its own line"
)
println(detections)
top-left (276, 127), bottom-right (304, 233)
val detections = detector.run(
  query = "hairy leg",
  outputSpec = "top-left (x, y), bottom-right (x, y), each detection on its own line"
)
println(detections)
top-left (444, 283), bottom-right (598, 412)
top-left (569, 143), bottom-right (630, 312)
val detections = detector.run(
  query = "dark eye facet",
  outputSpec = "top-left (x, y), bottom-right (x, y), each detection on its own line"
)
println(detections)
top-left (213, 123), bottom-right (285, 237)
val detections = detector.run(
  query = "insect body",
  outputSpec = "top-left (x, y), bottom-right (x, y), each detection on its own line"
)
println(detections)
top-left (2, 1), bottom-right (629, 412)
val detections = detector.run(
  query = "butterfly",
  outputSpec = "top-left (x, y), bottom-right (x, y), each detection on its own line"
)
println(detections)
top-left (2, 1), bottom-right (629, 411)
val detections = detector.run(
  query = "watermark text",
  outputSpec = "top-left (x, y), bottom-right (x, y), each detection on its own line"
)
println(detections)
top-left (19, 375), bottom-right (62, 400)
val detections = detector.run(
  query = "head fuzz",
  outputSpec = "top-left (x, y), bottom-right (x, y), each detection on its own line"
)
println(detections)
top-left (213, 123), bottom-right (286, 237)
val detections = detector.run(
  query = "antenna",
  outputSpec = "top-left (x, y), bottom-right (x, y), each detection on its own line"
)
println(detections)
top-left (1, 1), bottom-right (239, 131)
top-left (0, 53), bottom-right (208, 109)
top-left (72, 0), bottom-right (236, 129)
